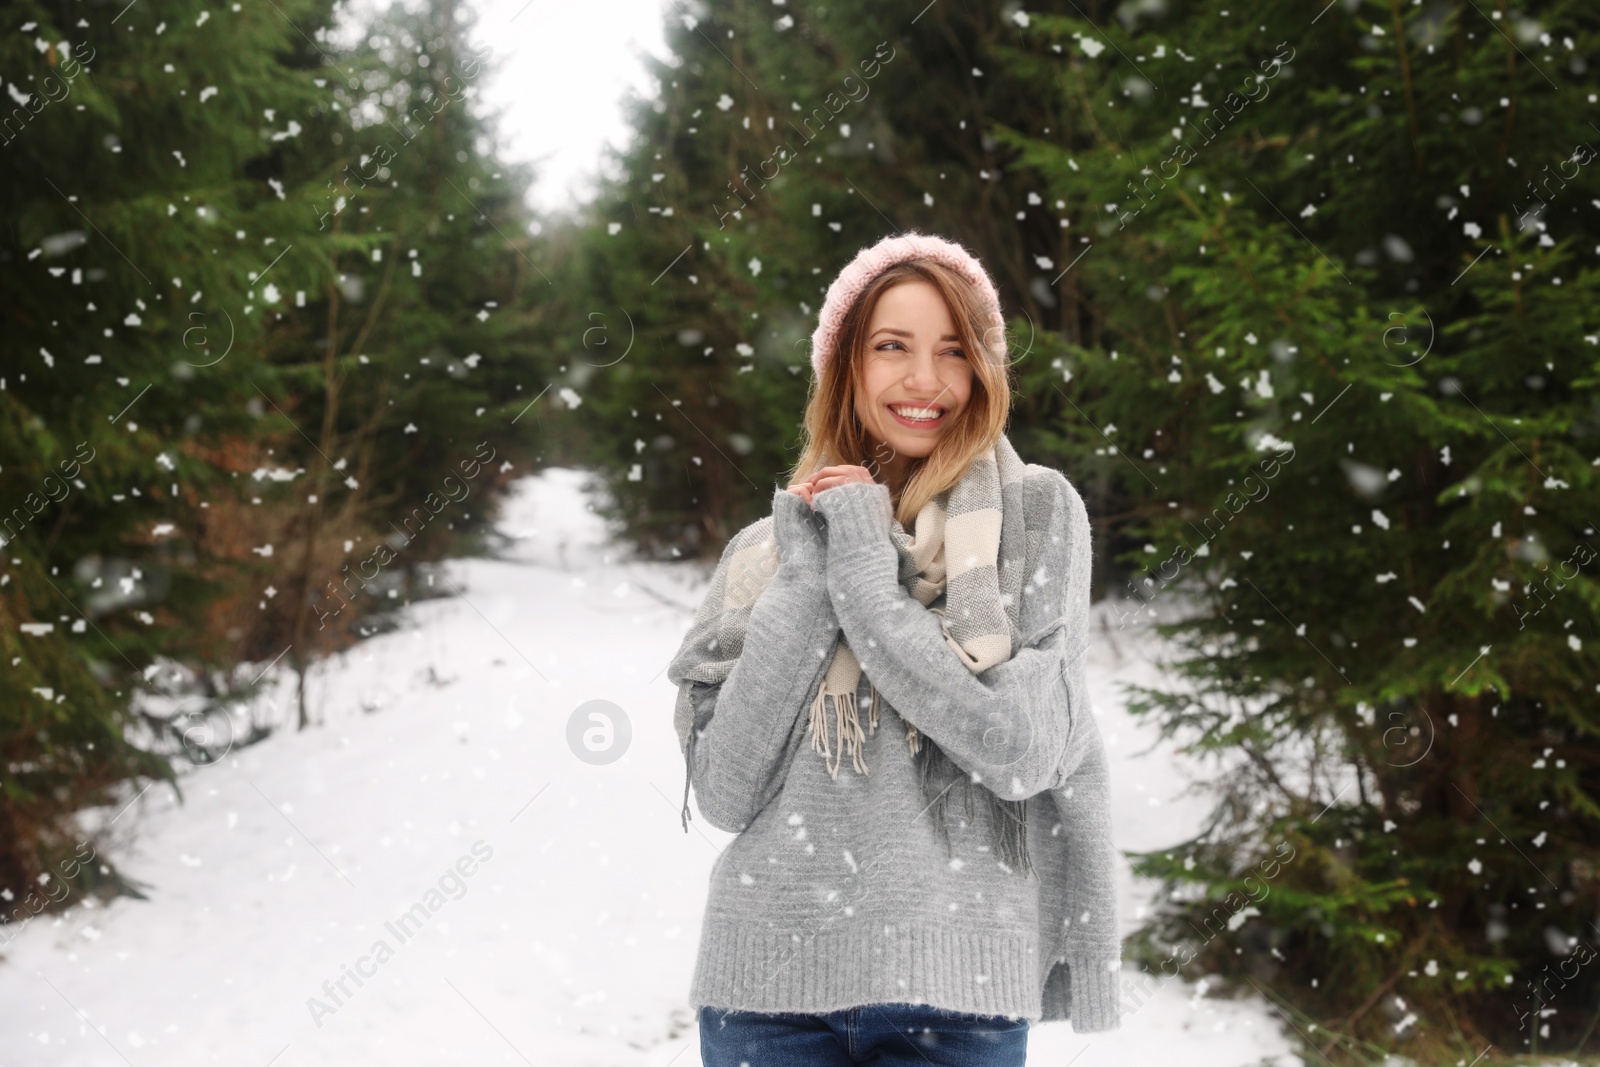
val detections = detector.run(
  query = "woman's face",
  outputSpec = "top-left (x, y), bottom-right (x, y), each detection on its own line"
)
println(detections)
top-left (852, 280), bottom-right (975, 469)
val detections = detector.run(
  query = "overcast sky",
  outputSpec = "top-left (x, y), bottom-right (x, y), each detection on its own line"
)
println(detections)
top-left (460, 0), bottom-right (669, 216)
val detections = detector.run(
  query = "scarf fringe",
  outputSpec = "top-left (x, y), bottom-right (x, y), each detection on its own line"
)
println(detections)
top-left (796, 437), bottom-right (1036, 876)
top-left (809, 682), bottom-right (870, 778)
top-left (864, 685), bottom-right (1033, 879)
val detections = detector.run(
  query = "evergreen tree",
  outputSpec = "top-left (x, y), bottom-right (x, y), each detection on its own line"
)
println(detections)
top-left (0, 0), bottom-right (540, 920)
top-left (565, 0), bottom-right (1122, 557)
top-left (241, 0), bottom-right (545, 729)
top-left (1002, 1), bottom-right (1600, 1060)
top-left (0, 0), bottom-right (347, 916)
top-left (566, 0), bottom-right (1600, 1058)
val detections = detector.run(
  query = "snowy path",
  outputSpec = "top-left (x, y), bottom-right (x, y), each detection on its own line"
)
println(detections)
top-left (1, 468), bottom-right (1306, 1066)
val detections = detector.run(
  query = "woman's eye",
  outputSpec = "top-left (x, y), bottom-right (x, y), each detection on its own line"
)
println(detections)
top-left (873, 341), bottom-right (964, 358)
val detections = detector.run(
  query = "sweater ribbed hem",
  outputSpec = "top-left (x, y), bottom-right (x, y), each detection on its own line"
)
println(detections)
top-left (1064, 953), bottom-right (1123, 1032)
top-left (691, 919), bottom-right (1043, 1021)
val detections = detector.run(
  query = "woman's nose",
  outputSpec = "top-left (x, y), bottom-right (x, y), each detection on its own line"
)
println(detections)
top-left (903, 350), bottom-right (942, 389)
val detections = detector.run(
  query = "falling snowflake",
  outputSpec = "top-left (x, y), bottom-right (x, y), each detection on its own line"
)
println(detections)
top-left (1254, 432), bottom-right (1292, 452)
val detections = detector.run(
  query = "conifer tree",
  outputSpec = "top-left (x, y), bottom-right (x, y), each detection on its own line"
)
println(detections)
top-left (245, 0), bottom-right (542, 729)
top-left (1001, 1), bottom-right (1599, 1060)
top-left (0, 0), bottom-right (348, 914)
top-left (0, 0), bottom-right (538, 917)
top-left (568, 0), bottom-right (1599, 1057)
top-left (566, 0), bottom-right (1105, 555)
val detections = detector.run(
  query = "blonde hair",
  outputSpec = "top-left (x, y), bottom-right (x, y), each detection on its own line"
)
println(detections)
top-left (787, 258), bottom-right (1013, 526)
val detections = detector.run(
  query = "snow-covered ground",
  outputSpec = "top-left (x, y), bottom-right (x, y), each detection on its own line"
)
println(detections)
top-left (1, 467), bottom-right (1309, 1066)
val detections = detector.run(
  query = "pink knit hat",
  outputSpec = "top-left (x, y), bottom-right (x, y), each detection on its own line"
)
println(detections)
top-left (809, 231), bottom-right (1006, 379)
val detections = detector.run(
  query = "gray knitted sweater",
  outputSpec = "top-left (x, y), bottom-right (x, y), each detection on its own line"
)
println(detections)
top-left (667, 470), bottom-right (1122, 1031)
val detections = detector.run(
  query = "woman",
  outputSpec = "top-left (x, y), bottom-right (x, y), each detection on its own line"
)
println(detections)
top-left (667, 232), bottom-right (1121, 1066)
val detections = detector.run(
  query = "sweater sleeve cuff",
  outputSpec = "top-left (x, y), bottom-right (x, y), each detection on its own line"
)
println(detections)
top-left (813, 480), bottom-right (893, 550)
top-left (1066, 954), bottom-right (1123, 1033)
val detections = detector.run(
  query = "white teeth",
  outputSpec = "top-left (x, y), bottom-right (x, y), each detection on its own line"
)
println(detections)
top-left (890, 405), bottom-right (943, 421)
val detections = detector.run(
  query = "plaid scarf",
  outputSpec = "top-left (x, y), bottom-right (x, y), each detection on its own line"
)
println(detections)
top-left (674, 432), bottom-right (1037, 875)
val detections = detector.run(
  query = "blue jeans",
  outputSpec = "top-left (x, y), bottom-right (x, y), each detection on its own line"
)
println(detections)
top-left (697, 1002), bottom-right (1029, 1066)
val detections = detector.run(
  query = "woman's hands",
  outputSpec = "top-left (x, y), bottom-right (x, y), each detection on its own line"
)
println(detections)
top-left (770, 484), bottom-right (829, 571)
top-left (786, 464), bottom-right (878, 508)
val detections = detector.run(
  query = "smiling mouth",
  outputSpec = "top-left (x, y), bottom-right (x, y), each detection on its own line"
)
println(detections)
top-left (886, 403), bottom-right (948, 427)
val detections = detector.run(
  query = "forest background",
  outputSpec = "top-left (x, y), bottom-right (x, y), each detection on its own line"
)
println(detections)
top-left (1, 0), bottom-right (1597, 1062)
